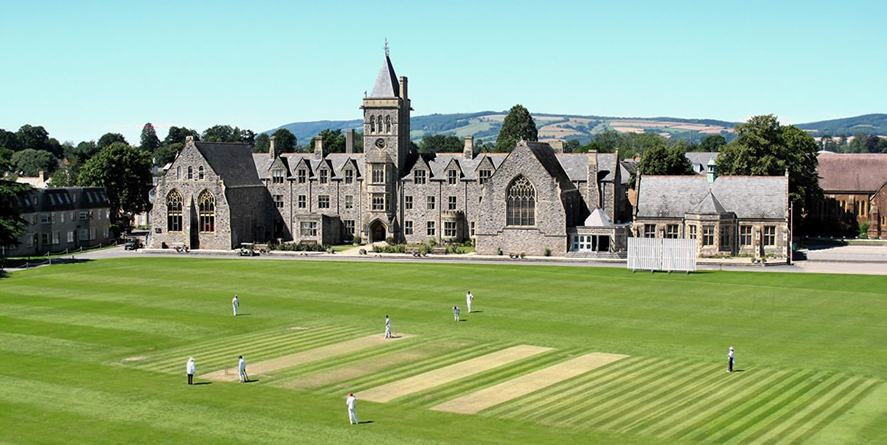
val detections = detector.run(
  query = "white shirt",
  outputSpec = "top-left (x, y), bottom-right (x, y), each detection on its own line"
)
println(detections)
top-left (233, 297), bottom-right (239, 307)
top-left (346, 395), bottom-right (357, 409)
top-left (187, 360), bottom-right (196, 375)
top-left (467, 292), bottom-right (473, 303)
top-left (239, 358), bottom-right (246, 372)
top-left (386, 318), bottom-right (391, 328)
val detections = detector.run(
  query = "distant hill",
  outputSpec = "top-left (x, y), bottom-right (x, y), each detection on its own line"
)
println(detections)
top-left (794, 114), bottom-right (887, 136)
top-left (270, 112), bottom-right (885, 146)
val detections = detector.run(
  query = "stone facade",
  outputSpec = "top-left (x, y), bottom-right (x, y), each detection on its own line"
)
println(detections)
top-left (813, 153), bottom-right (887, 239)
top-left (5, 187), bottom-right (114, 257)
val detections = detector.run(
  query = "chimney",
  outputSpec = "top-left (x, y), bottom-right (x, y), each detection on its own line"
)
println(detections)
top-left (186, 135), bottom-right (194, 144)
top-left (314, 136), bottom-right (324, 159)
top-left (399, 76), bottom-right (408, 100)
top-left (463, 136), bottom-right (474, 159)
top-left (270, 136), bottom-right (277, 157)
top-left (707, 157), bottom-right (717, 183)
top-left (549, 140), bottom-right (564, 153)
top-left (38, 171), bottom-right (45, 182)
top-left (587, 150), bottom-right (600, 209)
top-left (345, 129), bottom-right (354, 154)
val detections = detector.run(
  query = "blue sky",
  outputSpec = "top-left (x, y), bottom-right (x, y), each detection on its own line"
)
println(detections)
top-left (1, 0), bottom-right (884, 144)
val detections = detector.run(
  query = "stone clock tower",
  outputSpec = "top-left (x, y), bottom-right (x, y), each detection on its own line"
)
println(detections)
top-left (361, 43), bottom-right (411, 242)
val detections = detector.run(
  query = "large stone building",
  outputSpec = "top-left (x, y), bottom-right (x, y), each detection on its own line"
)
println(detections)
top-left (813, 152), bottom-right (887, 239)
top-left (149, 50), bottom-right (788, 258)
top-left (5, 187), bottom-right (114, 257)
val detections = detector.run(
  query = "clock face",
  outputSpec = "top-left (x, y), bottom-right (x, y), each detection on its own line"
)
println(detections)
top-left (375, 138), bottom-right (386, 149)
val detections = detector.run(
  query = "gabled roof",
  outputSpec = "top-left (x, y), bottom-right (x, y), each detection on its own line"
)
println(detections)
top-left (637, 175), bottom-right (787, 219)
top-left (370, 54), bottom-right (399, 98)
top-left (522, 141), bottom-right (576, 192)
top-left (817, 153), bottom-right (887, 193)
top-left (690, 191), bottom-right (728, 214)
top-left (555, 153), bottom-right (629, 185)
top-left (685, 152), bottom-right (719, 175)
top-left (194, 142), bottom-right (262, 188)
top-left (583, 207), bottom-right (614, 227)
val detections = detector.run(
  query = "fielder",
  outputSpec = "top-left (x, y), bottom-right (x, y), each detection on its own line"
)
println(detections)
top-left (454, 305), bottom-right (460, 322)
top-left (727, 347), bottom-right (735, 373)
top-left (232, 295), bottom-right (239, 316)
top-left (466, 291), bottom-right (474, 313)
top-left (384, 315), bottom-right (391, 339)
top-left (186, 357), bottom-right (196, 385)
top-left (346, 392), bottom-right (359, 425)
top-left (238, 355), bottom-right (247, 382)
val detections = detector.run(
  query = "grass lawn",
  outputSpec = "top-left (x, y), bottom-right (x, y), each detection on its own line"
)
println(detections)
top-left (1, 258), bottom-right (886, 444)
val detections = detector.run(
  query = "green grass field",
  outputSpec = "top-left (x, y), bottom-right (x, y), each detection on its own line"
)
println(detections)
top-left (2, 258), bottom-right (886, 444)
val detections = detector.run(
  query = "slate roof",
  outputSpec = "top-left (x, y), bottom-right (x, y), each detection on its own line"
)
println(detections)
top-left (555, 153), bottom-right (629, 184)
top-left (685, 152), bottom-right (719, 175)
top-left (817, 153), bottom-right (887, 193)
top-left (690, 191), bottom-right (727, 214)
top-left (583, 207), bottom-right (614, 227)
top-left (266, 153), bottom-right (366, 180)
top-left (522, 141), bottom-right (576, 192)
top-left (370, 54), bottom-right (399, 98)
top-left (637, 175), bottom-right (787, 219)
top-left (419, 153), bottom-right (506, 180)
top-left (195, 142), bottom-right (262, 188)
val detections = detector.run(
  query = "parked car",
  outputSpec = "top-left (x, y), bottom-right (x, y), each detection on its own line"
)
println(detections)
top-left (124, 239), bottom-right (142, 250)
top-left (237, 243), bottom-right (258, 256)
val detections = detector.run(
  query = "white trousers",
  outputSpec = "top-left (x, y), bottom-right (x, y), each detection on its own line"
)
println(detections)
top-left (467, 302), bottom-right (472, 313)
top-left (348, 408), bottom-right (359, 424)
top-left (233, 305), bottom-right (238, 316)
top-left (239, 370), bottom-right (246, 382)
top-left (385, 327), bottom-right (391, 338)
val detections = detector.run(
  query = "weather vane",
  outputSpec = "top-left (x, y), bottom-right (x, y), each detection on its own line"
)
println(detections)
top-left (384, 38), bottom-right (389, 57)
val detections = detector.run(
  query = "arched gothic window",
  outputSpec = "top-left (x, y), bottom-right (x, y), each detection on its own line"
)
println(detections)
top-left (370, 116), bottom-right (375, 133)
top-left (187, 166), bottom-right (193, 180)
top-left (198, 166), bottom-right (204, 180)
top-left (176, 166), bottom-right (181, 180)
top-left (385, 115), bottom-right (391, 133)
top-left (506, 176), bottom-right (536, 226)
top-left (167, 190), bottom-right (183, 232)
top-left (198, 190), bottom-right (215, 232)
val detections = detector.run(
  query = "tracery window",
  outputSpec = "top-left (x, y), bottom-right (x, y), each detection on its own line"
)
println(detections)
top-left (370, 116), bottom-right (375, 133)
top-left (385, 115), bottom-right (391, 133)
top-left (506, 176), bottom-right (535, 226)
top-left (167, 190), bottom-right (183, 232)
top-left (198, 190), bottom-right (215, 232)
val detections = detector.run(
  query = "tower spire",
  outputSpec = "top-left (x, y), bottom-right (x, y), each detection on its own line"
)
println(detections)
top-left (384, 38), bottom-right (389, 57)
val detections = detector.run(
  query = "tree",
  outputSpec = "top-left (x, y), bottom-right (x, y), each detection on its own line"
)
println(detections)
top-left (78, 142), bottom-right (153, 223)
top-left (254, 133), bottom-right (270, 153)
top-left (589, 129), bottom-right (621, 153)
top-left (0, 179), bottom-right (29, 248)
top-left (0, 128), bottom-right (21, 152)
top-left (631, 143), bottom-right (694, 187)
top-left (495, 104), bottom-right (537, 152)
top-left (153, 143), bottom-right (182, 166)
top-left (271, 128), bottom-right (297, 153)
top-left (717, 114), bottom-right (821, 212)
top-left (202, 125), bottom-right (237, 142)
top-left (139, 123), bottom-right (161, 153)
top-left (97, 133), bottom-right (127, 149)
top-left (698, 134), bottom-right (727, 152)
top-left (308, 129), bottom-right (347, 153)
top-left (164, 126), bottom-right (200, 145)
top-left (847, 132), bottom-right (870, 153)
top-left (10, 149), bottom-right (57, 177)
top-left (418, 134), bottom-right (462, 154)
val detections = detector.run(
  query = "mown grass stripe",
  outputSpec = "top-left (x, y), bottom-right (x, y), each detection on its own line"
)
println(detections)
top-left (494, 357), bottom-right (659, 421)
top-left (686, 369), bottom-right (823, 443)
top-left (651, 369), bottom-right (792, 439)
top-left (550, 358), bottom-right (689, 427)
top-left (753, 377), bottom-right (877, 444)
top-left (520, 357), bottom-right (670, 424)
top-left (612, 363), bottom-right (727, 433)
top-left (788, 379), bottom-right (882, 444)
top-left (592, 361), bottom-right (716, 430)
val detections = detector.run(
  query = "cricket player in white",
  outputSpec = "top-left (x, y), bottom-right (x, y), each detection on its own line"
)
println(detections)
top-left (186, 357), bottom-right (196, 385)
top-left (384, 315), bottom-right (391, 339)
top-left (727, 347), bottom-right (735, 373)
top-left (346, 392), bottom-right (359, 424)
top-left (238, 355), bottom-right (247, 383)
top-left (466, 291), bottom-right (474, 313)
top-left (454, 305), bottom-right (460, 321)
top-left (232, 295), bottom-right (239, 316)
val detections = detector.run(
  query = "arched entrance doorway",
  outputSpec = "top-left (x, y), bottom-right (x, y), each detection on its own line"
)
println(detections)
top-left (369, 220), bottom-right (387, 243)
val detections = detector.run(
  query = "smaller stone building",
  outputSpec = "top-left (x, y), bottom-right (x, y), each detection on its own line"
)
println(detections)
top-left (5, 186), bottom-right (114, 257)
top-left (813, 152), bottom-right (887, 239)
top-left (634, 167), bottom-right (790, 259)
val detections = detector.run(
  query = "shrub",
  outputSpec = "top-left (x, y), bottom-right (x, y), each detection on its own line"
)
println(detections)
top-left (353, 235), bottom-right (361, 245)
top-left (497, 247), bottom-right (503, 256)
top-left (429, 238), bottom-right (437, 247)
top-left (386, 236), bottom-right (395, 245)
top-left (859, 221), bottom-right (870, 239)
top-left (544, 248), bottom-right (551, 257)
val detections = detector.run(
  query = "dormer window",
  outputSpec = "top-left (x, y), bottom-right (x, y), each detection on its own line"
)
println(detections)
top-left (448, 169), bottom-right (458, 185)
top-left (298, 169), bottom-right (307, 184)
top-left (344, 169), bottom-right (354, 184)
top-left (319, 169), bottom-right (328, 184)
top-left (272, 169), bottom-right (284, 184)
top-left (479, 169), bottom-right (491, 185)
top-left (414, 169), bottom-right (426, 185)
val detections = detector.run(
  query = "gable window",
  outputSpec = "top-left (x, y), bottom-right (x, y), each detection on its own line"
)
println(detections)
top-left (740, 226), bottom-right (752, 246)
top-left (198, 166), bottom-right (204, 180)
top-left (427, 221), bottom-right (435, 236)
top-left (345, 195), bottom-right (354, 209)
top-left (274, 195), bottom-right (284, 208)
top-left (448, 196), bottom-right (457, 210)
top-left (414, 170), bottom-right (426, 185)
top-left (198, 190), bottom-right (215, 232)
top-left (298, 195), bottom-right (306, 209)
top-left (187, 166), bottom-right (193, 180)
top-left (318, 195), bottom-right (330, 209)
top-left (319, 169), bottom-right (328, 184)
top-left (404, 220), bottom-right (413, 235)
top-left (167, 190), bottom-right (183, 232)
top-left (506, 175), bottom-right (535, 226)
top-left (272, 169), bottom-right (284, 184)
top-left (644, 225), bottom-right (656, 238)
top-left (405, 195), bottom-right (413, 210)
top-left (372, 164), bottom-right (385, 184)
top-left (448, 169), bottom-right (458, 185)
top-left (666, 224), bottom-right (679, 239)
top-left (344, 169), bottom-right (354, 184)
top-left (427, 196), bottom-right (435, 210)
top-left (298, 169), bottom-right (307, 184)
top-left (479, 169), bottom-right (491, 185)
top-left (702, 225), bottom-right (715, 246)
top-left (763, 226), bottom-right (776, 246)
top-left (372, 194), bottom-right (386, 211)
